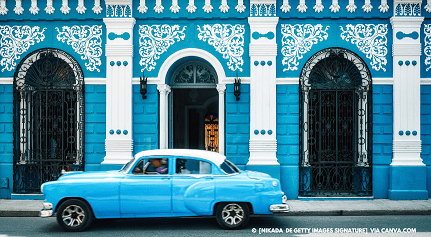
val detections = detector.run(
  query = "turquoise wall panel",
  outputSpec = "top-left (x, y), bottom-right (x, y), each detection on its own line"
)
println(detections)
top-left (226, 84), bottom-right (250, 166)
top-left (421, 85), bottom-right (431, 197)
top-left (0, 85), bottom-right (13, 198)
top-left (84, 85), bottom-right (106, 171)
top-left (133, 84), bottom-right (159, 153)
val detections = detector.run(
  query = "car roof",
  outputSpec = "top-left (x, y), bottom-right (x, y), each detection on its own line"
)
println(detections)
top-left (134, 149), bottom-right (226, 166)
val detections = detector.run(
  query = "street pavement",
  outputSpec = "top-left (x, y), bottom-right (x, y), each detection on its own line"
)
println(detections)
top-left (0, 198), bottom-right (430, 217)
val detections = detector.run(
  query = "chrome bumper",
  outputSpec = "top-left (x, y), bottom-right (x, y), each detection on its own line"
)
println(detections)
top-left (269, 194), bottom-right (290, 212)
top-left (269, 204), bottom-right (290, 212)
top-left (39, 202), bottom-right (53, 217)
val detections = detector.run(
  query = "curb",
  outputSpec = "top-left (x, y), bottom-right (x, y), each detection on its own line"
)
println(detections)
top-left (0, 211), bottom-right (40, 217)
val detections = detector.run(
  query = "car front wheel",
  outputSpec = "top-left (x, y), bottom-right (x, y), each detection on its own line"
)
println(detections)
top-left (215, 203), bottom-right (250, 230)
top-left (56, 199), bottom-right (93, 232)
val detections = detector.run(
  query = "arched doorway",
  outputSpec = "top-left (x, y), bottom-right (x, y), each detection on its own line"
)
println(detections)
top-left (169, 61), bottom-right (219, 151)
top-left (13, 48), bottom-right (84, 193)
top-left (299, 48), bottom-right (372, 197)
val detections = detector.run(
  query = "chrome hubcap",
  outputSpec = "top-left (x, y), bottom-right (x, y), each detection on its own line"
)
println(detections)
top-left (221, 204), bottom-right (244, 226)
top-left (62, 205), bottom-right (85, 227)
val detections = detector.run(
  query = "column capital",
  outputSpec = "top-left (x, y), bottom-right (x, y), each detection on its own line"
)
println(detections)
top-left (157, 84), bottom-right (171, 95)
top-left (216, 84), bottom-right (226, 93)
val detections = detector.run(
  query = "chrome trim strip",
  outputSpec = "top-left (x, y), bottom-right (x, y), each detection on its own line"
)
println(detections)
top-left (269, 204), bottom-right (290, 212)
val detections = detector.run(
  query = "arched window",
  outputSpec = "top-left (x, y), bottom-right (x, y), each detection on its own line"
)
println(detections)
top-left (299, 48), bottom-right (372, 197)
top-left (13, 48), bottom-right (84, 193)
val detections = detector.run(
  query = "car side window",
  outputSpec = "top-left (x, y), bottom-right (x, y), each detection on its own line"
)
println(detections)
top-left (176, 158), bottom-right (211, 174)
top-left (132, 159), bottom-right (145, 174)
top-left (145, 158), bottom-right (169, 174)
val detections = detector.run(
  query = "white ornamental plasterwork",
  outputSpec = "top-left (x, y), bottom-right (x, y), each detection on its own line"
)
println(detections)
top-left (139, 25), bottom-right (186, 72)
top-left (340, 24), bottom-right (388, 72)
top-left (197, 24), bottom-right (244, 72)
top-left (281, 24), bottom-right (329, 71)
top-left (55, 25), bottom-right (103, 72)
top-left (424, 24), bottom-right (431, 71)
top-left (14, 0), bottom-right (24, 15)
top-left (0, 25), bottom-right (46, 72)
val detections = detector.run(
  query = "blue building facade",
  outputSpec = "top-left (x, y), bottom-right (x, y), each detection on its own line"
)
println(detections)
top-left (0, 0), bottom-right (430, 200)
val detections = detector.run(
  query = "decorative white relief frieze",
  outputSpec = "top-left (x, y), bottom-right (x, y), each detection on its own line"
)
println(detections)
top-left (340, 24), bottom-right (388, 72)
top-left (297, 0), bottom-right (307, 13)
top-left (314, 0), bottom-right (324, 13)
top-left (107, 5), bottom-right (132, 17)
top-left (203, 0), bottom-right (213, 13)
top-left (45, 0), bottom-right (55, 14)
top-left (220, 0), bottom-right (229, 13)
top-left (154, 0), bottom-right (164, 13)
top-left (379, 0), bottom-right (389, 13)
top-left (139, 25), bottom-right (186, 71)
top-left (61, 0), bottom-right (71, 14)
top-left (236, 0), bottom-right (246, 13)
top-left (250, 3), bottom-right (276, 17)
top-left (186, 0), bottom-right (196, 13)
top-left (281, 24), bottom-right (329, 71)
top-left (280, 0), bottom-right (291, 13)
top-left (0, 0), bottom-right (7, 15)
top-left (395, 1), bottom-right (421, 16)
top-left (424, 24), bottom-right (431, 71)
top-left (197, 24), bottom-right (244, 72)
top-left (30, 0), bottom-right (40, 15)
top-left (77, 0), bottom-right (86, 14)
top-left (362, 0), bottom-right (372, 13)
top-left (14, 0), bottom-right (24, 15)
top-left (55, 25), bottom-right (103, 72)
top-left (171, 0), bottom-right (180, 13)
top-left (93, 0), bottom-right (103, 14)
top-left (138, 0), bottom-right (148, 13)
top-left (329, 0), bottom-right (340, 13)
top-left (346, 0), bottom-right (356, 13)
top-left (0, 25), bottom-right (46, 72)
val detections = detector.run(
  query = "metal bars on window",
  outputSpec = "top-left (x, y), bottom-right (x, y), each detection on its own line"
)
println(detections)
top-left (13, 48), bottom-right (84, 193)
top-left (299, 48), bottom-right (372, 197)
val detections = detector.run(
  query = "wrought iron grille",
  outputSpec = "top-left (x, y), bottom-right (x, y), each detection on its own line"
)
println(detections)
top-left (299, 48), bottom-right (372, 197)
top-left (13, 48), bottom-right (84, 193)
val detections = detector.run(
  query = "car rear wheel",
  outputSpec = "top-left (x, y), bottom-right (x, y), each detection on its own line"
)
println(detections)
top-left (56, 199), bottom-right (93, 232)
top-left (215, 203), bottom-right (250, 230)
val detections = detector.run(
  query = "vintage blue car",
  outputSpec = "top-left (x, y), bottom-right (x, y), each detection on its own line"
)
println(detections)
top-left (40, 149), bottom-right (289, 231)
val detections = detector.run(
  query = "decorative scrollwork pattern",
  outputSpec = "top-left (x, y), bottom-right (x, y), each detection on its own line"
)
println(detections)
top-left (139, 24), bottom-right (187, 72)
top-left (340, 24), bottom-right (388, 72)
top-left (197, 24), bottom-right (245, 72)
top-left (55, 25), bottom-right (103, 72)
top-left (281, 24), bottom-right (329, 71)
top-left (0, 25), bottom-right (46, 72)
top-left (424, 24), bottom-right (431, 71)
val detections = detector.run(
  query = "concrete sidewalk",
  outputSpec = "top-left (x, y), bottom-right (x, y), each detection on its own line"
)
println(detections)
top-left (0, 199), bottom-right (431, 217)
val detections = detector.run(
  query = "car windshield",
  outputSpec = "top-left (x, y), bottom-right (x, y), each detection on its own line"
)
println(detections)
top-left (220, 159), bottom-right (241, 174)
top-left (120, 158), bottom-right (135, 172)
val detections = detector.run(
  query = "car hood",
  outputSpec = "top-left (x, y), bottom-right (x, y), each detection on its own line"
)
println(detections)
top-left (245, 170), bottom-right (272, 179)
top-left (57, 170), bottom-right (123, 181)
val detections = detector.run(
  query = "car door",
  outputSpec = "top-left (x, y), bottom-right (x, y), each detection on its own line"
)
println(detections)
top-left (172, 157), bottom-right (215, 215)
top-left (119, 157), bottom-right (172, 216)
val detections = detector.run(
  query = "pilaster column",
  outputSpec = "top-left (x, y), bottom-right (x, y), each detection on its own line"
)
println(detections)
top-left (217, 84), bottom-right (226, 155)
top-left (247, 16), bottom-right (279, 167)
top-left (158, 84), bottom-right (171, 149)
top-left (389, 0), bottom-right (427, 199)
top-left (102, 10), bottom-right (135, 165)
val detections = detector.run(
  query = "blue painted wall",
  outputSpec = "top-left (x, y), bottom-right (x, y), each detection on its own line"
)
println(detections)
top-left (276, 84), bottom-right (300, 199)
top-left (421, 85), bottom-right (431, 198)
top-left (0, 85), bottom-right (13, 198)
top-left (225, 84), bottom-right (250, 170)
top-left (84, 85), bottom-right (106, 171)
top-left (372, 85), bottom-right (393, 199)
top-left (133, 84), bottom-right (159, 154)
